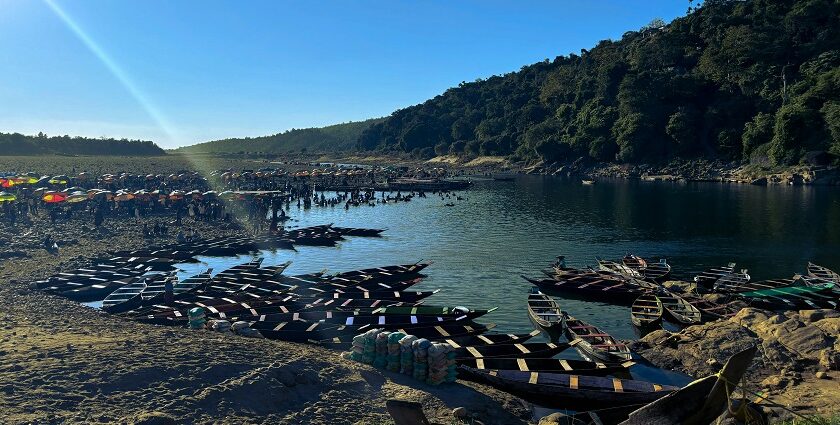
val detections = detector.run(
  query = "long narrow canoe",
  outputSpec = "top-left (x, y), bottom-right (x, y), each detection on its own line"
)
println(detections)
top-left (564, 313), bottom-right (632, 363)
top-left (527, 287), bottom-right (564, 335)
top-left (457, 357), bottom-right (634, 377)
top-left (738, 283), bottom-right (837, 310)
top-left (693, 263), bottom-right (736, 289)
top-left (658, 292), bottom-right (702, 325)
top-left (680, 293), bottom-right (740, 321)
top-left (642, 259), bottom-right (672, 281)
top-left (807, 262), bottom-right (840, 283)
top-left (457, 366), bottom-right (677, 410)
top-left (523, 274), bottom-right (641, 305)
top-left (454, 342), bottom-right (569, 360)
top-left (631, 294), bottom-right (663, 327)
top-left (312, 325), bottom-right (517, 350)
top-left (261, 322), bottom-right (495, 343)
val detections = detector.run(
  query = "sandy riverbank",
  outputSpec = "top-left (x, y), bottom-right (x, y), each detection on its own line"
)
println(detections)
top-left (0, 212), bottom-right (529, 424)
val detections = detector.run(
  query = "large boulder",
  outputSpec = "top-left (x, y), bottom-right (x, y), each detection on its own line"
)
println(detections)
top-left (776, 323), bottom-right (833, 359)
top-left (799, 309), bottom-right (840, 323)
top-left (813, 318), bottom-right (840, 336)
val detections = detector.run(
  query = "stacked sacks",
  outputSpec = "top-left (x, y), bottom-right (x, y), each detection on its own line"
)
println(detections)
top-left (350, 328), bottom-right (382, 364)
top-left (399, 334), bottom-right (418, 376)
top-left (207, 319), bottom-right (232, 333)
top-left (232, 321), bottom-right (263, 338)
top-left (426, 342), bottom-right (456, 385)
top-left (386, 332), bottom-right (406, 372)
top-left (412, 338), bottom-right (431, 381)
top-left (350, 333), bottom-right (366, 362)
top-left (188, 307), bottom-right (206, 330)
top-left (373, 331), bottom-right (390, 369)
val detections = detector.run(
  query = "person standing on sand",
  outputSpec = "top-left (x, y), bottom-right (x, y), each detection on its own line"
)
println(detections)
top-left (94, 207), bottom-right (104, 227)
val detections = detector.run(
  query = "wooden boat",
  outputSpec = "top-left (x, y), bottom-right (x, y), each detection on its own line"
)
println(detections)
top-left (563, 313), bottom-right (632, 363)
top-left (327, 226), bottom-right (385, 237)
top-left (526, 287), bottom-right (564, 335)
top-left (524, 273), bottom-right (642, 305)
top-left (456, 357), bottom-right (634, 377)
top-left (806, 262), bottom-right (840, 284)
top-left (710, 270), bottom-right (753, 292)
top-left (101, 272), bottom-right (175, 309)
top-left (240, 309), bottom-right (489, 327)
top-left (693, 263), bottom-right (736, 288)
top-left (313, 325), bottom-right (515, 350)
top-left (263, 322), bottom-right (495, 343)
top-left (581, 179), bottom-right (595, 185)
top-left (621, 346), bottom-right (757, 425)
top-left (102, 270), bottom-right (214, 314)
top-left (454, 342), bottom-right (569, 360)
top-left (597, 259), bottom-right (642, 278)
top-left (657, 292), bottom-right (702, 325)
top-left (642, 259), bottom-right (671, 281)
top-left (622, 254), bottom-right (647, 272)
top-left (738, 282), bottom-right (837, 310)
top-left (457, 367), bottom-right (677, 410)
top-left (679, 293), bottom-right (740, 321)
top-left (372, 305), bottom-right (481, 316)
top-left (630, 294), bottom-right (663, 327)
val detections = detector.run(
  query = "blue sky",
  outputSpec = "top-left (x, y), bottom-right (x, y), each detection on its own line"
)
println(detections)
top-left (0, 1), bottom-right (687, 148)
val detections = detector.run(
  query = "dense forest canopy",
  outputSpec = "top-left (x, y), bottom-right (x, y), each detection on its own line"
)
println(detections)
top-left (0, 132), bottom-right (165, 156)
top-left (176, 118), bottom-right (383, 154)
top-left (356, 0), bottom-right (840, 165)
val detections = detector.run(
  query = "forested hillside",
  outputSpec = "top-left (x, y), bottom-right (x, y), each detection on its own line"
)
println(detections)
top-left (176, 119), bottom-right (383, 154)
top-left (357, 0), bottom-right (840, 165)
top-left (0, 132), bottom-right (165, 156)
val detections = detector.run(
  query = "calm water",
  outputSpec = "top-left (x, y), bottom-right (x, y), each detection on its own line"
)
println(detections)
top-left (174, 176), bottom-right (840, 382)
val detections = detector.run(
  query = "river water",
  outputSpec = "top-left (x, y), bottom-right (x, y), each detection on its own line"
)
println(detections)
top-left (175, 175), bottom-right (840, 383)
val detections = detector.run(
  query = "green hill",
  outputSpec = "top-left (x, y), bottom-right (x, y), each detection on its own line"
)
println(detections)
top-left (176, 118), bottom-right (383, 154)
top-left (357, 0), bottom-right (840, 165)
top-left (0, 132), bottom-right (165, 156)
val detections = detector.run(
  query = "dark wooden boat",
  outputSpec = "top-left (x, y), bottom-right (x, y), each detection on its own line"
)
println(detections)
top-left (102, 270), bottom-right (213, 314)
top-left (330, 227), bottom-right (385, 237)
top-left (807, 262), bottom-right (840, 284)
top-left (710, 270), bottom-right (753, 292)
top-left (738, 282), bottom-right (838, 310)
top-left (630, 293), bottom-right (663, 327)
top-left (693, 263), bottom-right (736, 288)
top-left (679, 293), bottom-right (740, 321)
top-left (621, 254), bottom-right (647, 272)
top-left (261, 321), bottom-right (495, 342)
top-left (457, 366), bottom-right (677, 410)
top-left (454, 342), bottom-right (569, 360)
top-left (456, 357), bottom-right (635, 377)
top-left (563, 313), bottom-right (632, 363)
top-left (597, 259), bottom-right (642, 278)
top-left (312, 324), bottom-right (509, 349)
top-left (523, 273), bottom-right (641, 305)
top-left (101, 272), bottom-right (176, 309)
top-left (657, 292), bottom-right (702, 325)
top-left (642, 259), bottom-right (671, 281)
top-left (240, 309), bottom-right (489, 327)
top-left (527, 287), bottom-right (564, 336)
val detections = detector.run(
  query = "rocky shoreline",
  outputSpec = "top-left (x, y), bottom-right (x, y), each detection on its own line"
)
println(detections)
top-left (628, 306), bottom-right (840, 422)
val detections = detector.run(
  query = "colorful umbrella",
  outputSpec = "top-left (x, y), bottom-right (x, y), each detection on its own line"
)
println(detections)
top-left (66, 191), bottom-right (88, 203)
top-left (0, 192), bottom-right (16, 202)
top-left (43, 192), bottom-right (67, 203)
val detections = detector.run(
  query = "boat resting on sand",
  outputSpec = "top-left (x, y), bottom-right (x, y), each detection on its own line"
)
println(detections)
top-left (457, 367), bottom-right (677, 410)
top-left (456, 357), bottom-right (634, 377)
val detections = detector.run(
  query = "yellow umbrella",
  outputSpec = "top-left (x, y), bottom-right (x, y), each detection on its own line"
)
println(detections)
top-left (0, 192), bottom-right (16, 202)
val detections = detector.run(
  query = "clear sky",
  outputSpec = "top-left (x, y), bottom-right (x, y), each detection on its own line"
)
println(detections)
top-left (0, 0), bottom-right (688, 148)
